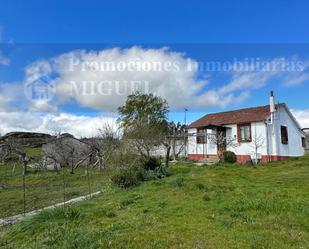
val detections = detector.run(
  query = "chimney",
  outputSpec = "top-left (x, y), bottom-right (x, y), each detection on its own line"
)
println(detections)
top-left (270, 91), bottom-right (275, 113)
top-left (269, 91), bottom-right (278, 158)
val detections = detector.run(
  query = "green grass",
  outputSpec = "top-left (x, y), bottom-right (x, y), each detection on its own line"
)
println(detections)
top-left (0, 162), bottom-right (108, 218)
top-left (23, 147), bottom-right (42, 158)
top-left (1, 156), bottom-right (309, 248)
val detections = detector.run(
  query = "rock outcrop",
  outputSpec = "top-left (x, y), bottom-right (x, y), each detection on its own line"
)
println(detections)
top-left (0, 132), bottom-right (54, 148)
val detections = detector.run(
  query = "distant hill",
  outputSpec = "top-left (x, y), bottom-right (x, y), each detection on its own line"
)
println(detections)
top-left (0, 131), bottom-right (54, 148)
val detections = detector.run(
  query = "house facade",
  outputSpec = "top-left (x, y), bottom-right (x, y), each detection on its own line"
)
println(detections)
top-left (187, 92), bottom-right (306, 163)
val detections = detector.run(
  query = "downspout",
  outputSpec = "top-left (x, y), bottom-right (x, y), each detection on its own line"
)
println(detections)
top-left (264, 120), bottom-right (270, 162)
top-left (205, 129), bottom-right (208, 158)
top-left (203, 129), bottom-right (206, 159)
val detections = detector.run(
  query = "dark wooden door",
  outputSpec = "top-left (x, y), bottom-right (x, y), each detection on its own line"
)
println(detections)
top-left (217, 127), bottom-right (227, 152)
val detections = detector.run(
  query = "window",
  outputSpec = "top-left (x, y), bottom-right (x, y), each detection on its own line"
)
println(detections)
top-left (302, 137), bottom-right (306, 148)
top-left (281, 126), bottom-right (288, 144)
top-left (237, 123), bottom-right (251, 142)
top-left (197, 128), bottom-right (207, 144)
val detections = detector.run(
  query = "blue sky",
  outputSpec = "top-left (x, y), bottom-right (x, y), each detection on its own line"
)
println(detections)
top-left (0, 0), bottom-right (309, 136)
top-left (1, 1), bottom-right (309, 43)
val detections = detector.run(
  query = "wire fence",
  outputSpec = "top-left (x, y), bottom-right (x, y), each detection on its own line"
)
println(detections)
top-left (0, 163), bottom-right (108, 219)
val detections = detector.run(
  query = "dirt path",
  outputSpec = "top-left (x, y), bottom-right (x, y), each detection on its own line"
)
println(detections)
top-left (0, 191), bottom-right (101, 226)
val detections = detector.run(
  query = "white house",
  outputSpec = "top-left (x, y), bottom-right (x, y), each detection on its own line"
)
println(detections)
top-left (187, 92), bottom-right (306, 163)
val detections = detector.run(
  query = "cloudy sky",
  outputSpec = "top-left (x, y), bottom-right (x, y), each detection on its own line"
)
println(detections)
top-left (1, 1), bottom-right (309, 137)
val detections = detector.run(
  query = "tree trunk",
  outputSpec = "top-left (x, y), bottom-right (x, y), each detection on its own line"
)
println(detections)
top-left (22, 161), bottom-right (27, 176)
top-left (70, 160), bottom-right (74, 174)
top-left (172, 128), bottom-right (176, 160)
top-left (146, 149), bottom-right (150, 159)
top-left (165, 146), bottom-right (171, 167)
top-left (99, 157), bottom-right (103, 172)
top-left (20, 154), bottom-right (28, 176)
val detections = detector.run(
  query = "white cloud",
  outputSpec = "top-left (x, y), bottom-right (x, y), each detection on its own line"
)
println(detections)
top-left (31, 47), bottom-right (207, 110)
top-left (0, 50), bottom-right (10, 65)
top-left (218, 71), bottom-right (275, 95)
top-left (0, 93), bottom-right (9, 111)
top-left (24, 47), bottom-right (260, 111)
top-left (0, 83), bottom-right (27, 111)
top-left (291, 109), bottom-right (309, 129)
top-left (2, 47), bottom-right (309, 136)
top-left (28, 100), bottom-right (58, 112)
top-left (0, 112), bottom-right (117, 138)
top-left (23, 49), bottom-right (309, 112)
top-left (218, 57), bottom-right (309, 94)
top-left (284, 73), bottom-right (309, 86)
top-left (0, 84), bottom-right (17, 111)
top-left (25, 60), bottom-right (52, 82)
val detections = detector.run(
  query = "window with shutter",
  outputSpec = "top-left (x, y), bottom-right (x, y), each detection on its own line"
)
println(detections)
top-left (281, 126), bottom-right (288, 144)
top-left (237, 123), bottom-right (251, 142)
top-left (302, 137), bottom-right (306, 148)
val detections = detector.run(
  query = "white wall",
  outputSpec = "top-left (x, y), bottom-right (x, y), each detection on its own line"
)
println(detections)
top-left (267, 106), bottom-right (305, 157)
top-left (226, 122), bottom-right (267, 158)
top-left (187, 128), bottom-right (217, 155)
top-left (150, 141), bottom-right (185, 157)
top-left (188, 107), bottom-right (305, 158)
top-left (188, 122), bottom-right (267, 158)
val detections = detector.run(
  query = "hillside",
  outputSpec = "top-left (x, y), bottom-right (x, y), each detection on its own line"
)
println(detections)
top-left (1, 157), bottom-right (309, 249)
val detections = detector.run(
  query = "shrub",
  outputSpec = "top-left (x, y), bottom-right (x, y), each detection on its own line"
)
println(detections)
top-left (111, 165), bottom-right (145, 188)
top-left (142, 163), bottom-right (168, 180)
top-left (154, 166), bottom-right (168, 178)
top-left (142, 170), bottom-right (158, 181)
top-left (171, 177), bottom-right (185, 188)
top-left (223, 151), bottom-right (237, 163)
top-left (111, 160), bottom-right (168, 188)
top-left (143, 157), bottom-right (162, 171)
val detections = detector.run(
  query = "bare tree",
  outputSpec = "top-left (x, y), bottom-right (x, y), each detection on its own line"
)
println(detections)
top-left (170, 123), bottom-right (186, 160)
top-left (124, 123), bottom-right (164, 159)
top-left (0, 137), bottom-right (31, 215)
top-left (87, 122), bottom-right (121, 171)
top-left (162, 126), bottom-right (172, 167)
top-left (42, 135), bottom-right (90, 174)
top-left (250, 126), bottom-right (265, 164)
top-left (208, 129), bottom-right (238, 160)
top-left (162, 121), bottom-right (186, 167)
top-left (0, 137), bottom-right (30, 174)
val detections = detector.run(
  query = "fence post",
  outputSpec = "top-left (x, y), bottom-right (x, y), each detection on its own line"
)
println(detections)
top-left (22, 170), bottom-right (26, 216)
top-left (86, 164), bottom-right (91, 196)
top-left (62, 168), bottom-right (66, 207)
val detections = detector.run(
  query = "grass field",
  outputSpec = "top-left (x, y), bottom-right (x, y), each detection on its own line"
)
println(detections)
top-left (0, 162), bottom-right (108, 218)
top-left (1, 156), bottom-right (309, 249)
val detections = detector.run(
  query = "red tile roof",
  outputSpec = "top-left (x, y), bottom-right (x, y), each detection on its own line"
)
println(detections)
top-left (188, 104), bottom-right (283, 128)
